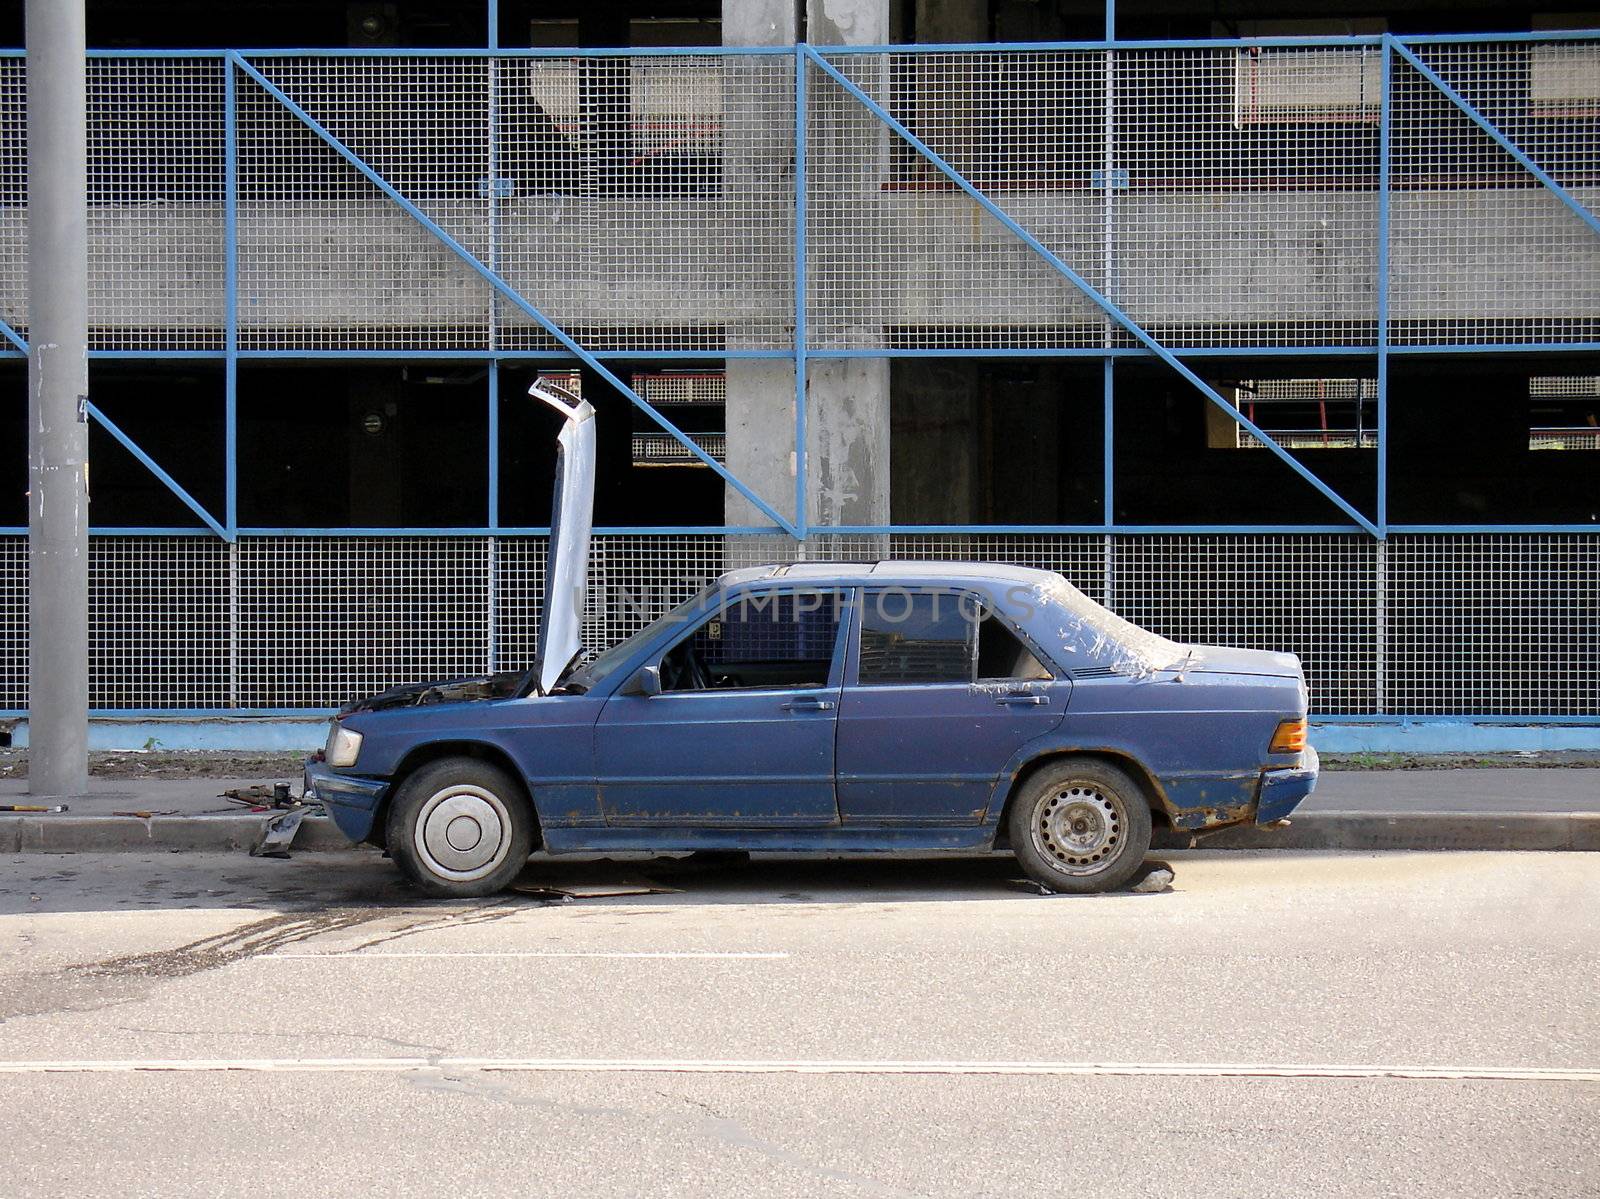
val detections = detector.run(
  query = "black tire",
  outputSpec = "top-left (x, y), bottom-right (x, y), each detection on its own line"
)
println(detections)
top-left (386, 757), bottom-right (536, 898)
top-left (1007, 758), bottom-right (1154, 894)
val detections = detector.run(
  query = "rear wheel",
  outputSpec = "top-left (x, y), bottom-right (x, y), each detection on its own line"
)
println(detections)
top-left (386, 757), bottom-right (536, 898)
top-left (1008, 759), bottom-right (1153, 894)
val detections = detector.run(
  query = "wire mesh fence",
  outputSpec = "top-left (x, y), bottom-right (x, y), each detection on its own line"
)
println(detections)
top-left (1391, 40), bottom-right (1600, 346)
top-left (1, 39), bottom-right (1597, 724)
top-left (2, 532), bottom-right (1597, 718)
top-left (237, 57), bottom-right (496, 351)
top-left (0, 39), bottom-right (1591, 354)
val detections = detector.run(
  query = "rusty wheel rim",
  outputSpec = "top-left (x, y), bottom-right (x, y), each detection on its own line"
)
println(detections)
top-left (1033, 784), bottom-right (1124, 875)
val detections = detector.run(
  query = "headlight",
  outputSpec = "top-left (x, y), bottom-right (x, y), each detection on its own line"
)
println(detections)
top-left (326, 723), bottom-right (364, 768)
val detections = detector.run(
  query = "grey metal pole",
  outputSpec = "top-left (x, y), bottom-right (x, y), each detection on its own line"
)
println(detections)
top-left (26, 0), bottom-right (89, 797)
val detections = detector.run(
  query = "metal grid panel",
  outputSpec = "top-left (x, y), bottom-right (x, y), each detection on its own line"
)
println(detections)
top-left (1529, 429), bottom-right (1600, 450)
top-left (1111, 535), bottom-right (1377, 715)
top-left (89, 537), bottom-right (231, 709)
top-left (886, 533), bottom-right (1106, 602)
top-left (0, 536), bottom-right (23, 710)
top-left (490, 535), bottom-right (545, 672)
top-left (808, 52), bottom-right (1107, 351)
top-left (1386, 534), bottom-right (1600, 715)
top-left (87, 59), bottom-right (225, 350)
top-left (237, 59), bottom-right (495, 350)
top-left (236, 537), bottom-right (490, 708)
top-left (1115, 47), bottom-right (1379, 348)
top-left (3, 533), bottom-right (1599, 718)
top-left (1531, 375), bottom-right (1600, 396)
top-left (497, 534), bottom-right (718, 670)
top-left (1392, 42), bottom-right (1600, 346)
top-left (249, 57), bottom-right (491, 260)
top-left (0, 58), bottom-right (21, 343)
top-left (634, 371), bottom-right (726, 404)
top-left (494, 54), bottom-right (793, 353)
top-left (633, 431), bottom-right (725, 464)
top-left (0, 42), bottom-right (1589, 357)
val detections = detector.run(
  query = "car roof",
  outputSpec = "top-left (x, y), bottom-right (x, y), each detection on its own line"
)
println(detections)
top-left (715, 561), bottom-right (1061, 588)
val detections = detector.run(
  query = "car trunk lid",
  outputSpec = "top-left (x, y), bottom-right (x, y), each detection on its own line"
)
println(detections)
top-left (1183, 644), bottom-right (1303, 680)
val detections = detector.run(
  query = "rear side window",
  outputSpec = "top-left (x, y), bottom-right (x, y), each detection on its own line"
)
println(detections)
top-left (858, 592), bottom-right (975, 684)
top-left (978, 617), bottom-right (1052, 681)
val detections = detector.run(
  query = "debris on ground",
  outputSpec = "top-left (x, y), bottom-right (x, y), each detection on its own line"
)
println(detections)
top-left (222, 783), bottom-right (296, 809)
top-left (1127, 860), bottom-right (1175, 893)
top-left (111, 809), bottom-right (180, 819)
top-left (250, 801), bottom-right (323, 858)
top-left (0, 803), bottom-right (69, 813)
top-left (1010, 859), bottom-right (1175, 896)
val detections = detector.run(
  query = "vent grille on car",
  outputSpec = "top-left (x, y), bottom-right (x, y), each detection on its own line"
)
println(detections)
top-left (1072, 666), bottom-right (1120, 679)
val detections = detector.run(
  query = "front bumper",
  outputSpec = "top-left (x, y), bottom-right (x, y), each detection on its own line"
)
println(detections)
top-left (304, 759), bottom-right (390, 843)
top-left (1256, 744), bottom-right (1319, 824)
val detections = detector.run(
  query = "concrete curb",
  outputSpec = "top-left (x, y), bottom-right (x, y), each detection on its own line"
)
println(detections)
top-left (3, 811), bottom-right (1597, 855)
top-left (1, 813), bottom-right (353, 855)
top-left (1179, 811), bottom-right (1600, 852)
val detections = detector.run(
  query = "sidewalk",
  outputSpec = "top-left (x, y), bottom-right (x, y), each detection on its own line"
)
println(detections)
top-left (4, 767), bottom-right (1597, 855)
top-left (1198, 768), bottom-right (1600, 851)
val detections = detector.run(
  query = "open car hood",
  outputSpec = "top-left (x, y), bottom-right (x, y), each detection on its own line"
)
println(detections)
top-left (530, 378), bottom-right (596, 695)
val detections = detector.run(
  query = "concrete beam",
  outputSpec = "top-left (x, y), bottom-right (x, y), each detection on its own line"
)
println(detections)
top-left (0, 190), bottom-right (1593, 341)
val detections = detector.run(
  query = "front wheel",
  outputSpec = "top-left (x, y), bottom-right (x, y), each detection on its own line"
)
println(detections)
top-left (386, 757), bottom-right (536, 898)
top-left (1008, 759), bottom-right (1153, 894)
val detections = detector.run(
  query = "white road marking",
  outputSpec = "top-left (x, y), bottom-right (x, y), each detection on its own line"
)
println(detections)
top-left (261, 951), bottom-right (790, 960)
top-left (0, 1058), bottom-right (1593, 1082)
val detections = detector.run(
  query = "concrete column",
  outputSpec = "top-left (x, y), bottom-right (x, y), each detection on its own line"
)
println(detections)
top-left (26, 0), bottom-right (90, 797)
top-left (722, 0), bottom-right (893, 552)
top-left (801, 0), bottom-right (890, 541)
top-left (722, 0), bottom-right (801, 559)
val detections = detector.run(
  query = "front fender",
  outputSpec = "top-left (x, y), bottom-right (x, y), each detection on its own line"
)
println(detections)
top-left (341, 696), bottom-right (608, 828)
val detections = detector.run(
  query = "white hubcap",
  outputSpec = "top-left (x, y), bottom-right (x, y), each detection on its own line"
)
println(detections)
top-left (415, 784), bottom-right (513, 882)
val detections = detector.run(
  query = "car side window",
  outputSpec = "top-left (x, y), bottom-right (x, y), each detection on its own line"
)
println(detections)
top-left (858, 592), bottom-right (976, 685)
top-left (659, 590), bottom-right (842, 692)
top-left (977, 613), bottom-right (1052, 681)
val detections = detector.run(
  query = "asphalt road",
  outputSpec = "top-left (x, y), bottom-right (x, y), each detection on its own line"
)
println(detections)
top-left (1, 850), bottom-right (1596, 1198)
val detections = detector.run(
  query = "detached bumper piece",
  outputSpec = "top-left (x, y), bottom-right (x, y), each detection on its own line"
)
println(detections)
top-left (1256, 745), bottom-right (1319, 825)
top-left (304, 760), bottom-right (390, 843)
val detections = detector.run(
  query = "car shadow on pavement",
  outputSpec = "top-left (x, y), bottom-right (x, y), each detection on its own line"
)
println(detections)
top-left (1, 851), bottom-right (1175, 917)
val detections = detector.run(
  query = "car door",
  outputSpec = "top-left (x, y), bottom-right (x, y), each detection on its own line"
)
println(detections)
top-left (594, 587), bottom-right (851, 826)
top-left (835, 588), bottom-right (1068, 824)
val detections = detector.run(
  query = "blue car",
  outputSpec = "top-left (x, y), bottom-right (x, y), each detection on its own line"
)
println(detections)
top-left (306, 381), bottom-right (1318, 897)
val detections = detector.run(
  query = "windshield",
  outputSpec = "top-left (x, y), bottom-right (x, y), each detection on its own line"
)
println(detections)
top-left (559, 586), bottom-right (713, 692)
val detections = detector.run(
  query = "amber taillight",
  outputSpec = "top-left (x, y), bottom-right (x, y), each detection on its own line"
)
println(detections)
top-left (1269, 718), bottom-right (1307, 755)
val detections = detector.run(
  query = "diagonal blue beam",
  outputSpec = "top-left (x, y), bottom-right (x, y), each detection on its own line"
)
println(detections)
top-left (0, 315), bottom-right (27, 353)
top-left (1392, 39), bottom-right (1600, 241)
top-left (231, 53), bottom-right (801, 539)
top-left (85, 400), bottom-right (232, 541)
top-left (804, 46), bottom-right (1381, 538)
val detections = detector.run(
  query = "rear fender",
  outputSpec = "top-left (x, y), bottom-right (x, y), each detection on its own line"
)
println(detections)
top-left (984, 738), bottom-right (1174, 836)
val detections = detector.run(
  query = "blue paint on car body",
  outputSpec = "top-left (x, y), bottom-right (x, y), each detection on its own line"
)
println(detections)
top-left (310, 562), bottom-right (1318, 853)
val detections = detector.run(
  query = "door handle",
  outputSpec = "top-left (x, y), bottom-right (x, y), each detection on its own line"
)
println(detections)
top-left (781, 697), bottom-right (836, 712)
top-left (996, 693), bottom-right (1048, 707)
